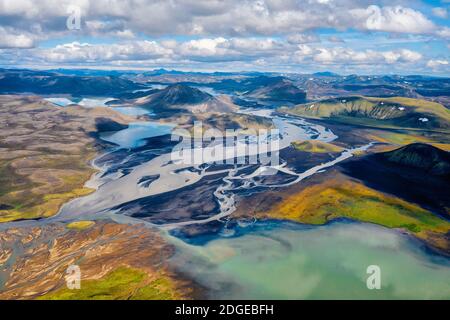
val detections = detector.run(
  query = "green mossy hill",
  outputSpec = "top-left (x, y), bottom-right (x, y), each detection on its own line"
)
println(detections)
top-left (281, 96), bottom-right (450, 131)
top-left (143, 84), bottom-right (212, 110)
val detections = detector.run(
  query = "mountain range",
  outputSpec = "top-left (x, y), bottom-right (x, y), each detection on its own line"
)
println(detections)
top-left (0, 69), bottom-right (143, 96)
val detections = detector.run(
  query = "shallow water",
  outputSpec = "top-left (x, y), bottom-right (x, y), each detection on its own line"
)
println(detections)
top-left (169, 221), bottom-right (450, 299)
top-left (45, 97), bottom-right (114, 107)
top-left (99, 122), bottom-right (174, 149)
top-left (111, 106), bottom-right (152, 116)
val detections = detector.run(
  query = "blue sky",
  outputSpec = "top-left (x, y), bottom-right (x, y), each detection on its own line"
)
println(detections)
top-left (0, 0), bottom-right (449, 75)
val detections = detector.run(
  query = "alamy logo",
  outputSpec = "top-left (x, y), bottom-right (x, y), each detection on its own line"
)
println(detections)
top-left (366, 265), bottom-right (381, 290)
top-left (66, 5), bottom-right (81, 30)
top-left (170, 121), bottom-right (280, 166)
top-left (66, 264), bottom-right (81, 290)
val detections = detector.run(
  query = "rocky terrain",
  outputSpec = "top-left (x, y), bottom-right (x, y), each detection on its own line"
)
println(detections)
top-left (0, 95), bottom-right (134, 222)
top-left (0, 220), bottom-right (195, 299)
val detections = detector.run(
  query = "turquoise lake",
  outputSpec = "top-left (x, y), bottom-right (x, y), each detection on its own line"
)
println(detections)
top-left (170, 221), bottom-right (450, 299)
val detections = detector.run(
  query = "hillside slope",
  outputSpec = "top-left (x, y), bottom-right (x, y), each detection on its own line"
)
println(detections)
top-left (137, 84), bottom-right (238, 115)
top-left (244, 77), bottom-right (307, 103)
top-left (281, 96), bottom-right (450, 131)
top-left (0, 95), bottom-right (133, 222)
top-left (380, 143), bottom-right (450, 176)
top-left (341, 143), bottom-right (450, 217)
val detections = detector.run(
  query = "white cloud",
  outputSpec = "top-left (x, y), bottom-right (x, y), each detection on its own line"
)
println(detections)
top-left (0, 27), bottom-right (34, 48)
top-left (352, 5), bottom-right (436, 34)
top-left (327, 36), bottom-right (345, 43)
top-left (13, 38), bottom-right (424, 70)
top-left (178, 38), bottom-right (229, 57)
top-left (432, 7), bottom-right (447, 19)
top-left (426, 59), bottom-right (449, 68)
top-left (287, 33), bottom-right (320, 44)
top-left (310, 47), bottom-right (422, 65)
top-left (436, 27), bottom-right (450, 39)
top-left (0, 1), bottom-right (444, 74)
top-left (0, 0), bottom-right (442, 39)
top-left (42, 41), bottom-right (172, 63)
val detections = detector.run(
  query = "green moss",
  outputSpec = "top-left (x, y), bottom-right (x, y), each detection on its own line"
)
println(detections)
top-left (38, 266), bottom-right (182, 300)
top-left (0, 187), bottom-right (94, 223)
top-left (132, 278), bottom-right (180, 300)
top-left (66, 220), bottom-right (95, 231)
top-left (269, 180), bottom-right (450, 236)
top-left (282, 96), bottom-right (450, 132)
top-left (292, 141), bottom-right (343, 153)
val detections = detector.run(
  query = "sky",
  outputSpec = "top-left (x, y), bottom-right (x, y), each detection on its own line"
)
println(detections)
top-left (0, 0), bottom-right (449, 75)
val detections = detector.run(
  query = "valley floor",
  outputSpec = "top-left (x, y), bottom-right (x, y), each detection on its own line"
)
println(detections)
top-left (0, 94), bottom-right (449, 299)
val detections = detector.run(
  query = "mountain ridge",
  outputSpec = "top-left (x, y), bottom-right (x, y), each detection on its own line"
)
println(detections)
top-left (137, 84), bottom-right (238, 115)
top-left (379, 143), bottom-right (450, 176)
top-left (281, 96), bottom-right (450, 131)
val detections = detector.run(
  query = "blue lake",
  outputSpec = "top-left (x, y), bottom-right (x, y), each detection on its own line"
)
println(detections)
top-left (99, 122), bottom-right (174, 149)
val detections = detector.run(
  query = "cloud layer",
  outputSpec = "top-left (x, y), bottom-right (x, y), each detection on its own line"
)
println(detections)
top-left (0, 0), bottom-right (448, 74)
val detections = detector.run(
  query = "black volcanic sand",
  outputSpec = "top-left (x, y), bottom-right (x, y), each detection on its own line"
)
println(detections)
top-left (309, 120), bottom-right (373, 147)
top-left (252, 171), bottom-right (299, 185)
top-left (96, 134), bottom-right (178, 178)
top-left (110, 146), bottom-right (334, 225)
top-left (165, 150), bottom-right (337, 228)
top-left (113, 171), bottom-right (228, 224)
top-left (339, 146), bottom-right (450, 219)
top-left (273, 112), bottom-right (373, 148)
top-left (280, 146), bottom-right (335, 171)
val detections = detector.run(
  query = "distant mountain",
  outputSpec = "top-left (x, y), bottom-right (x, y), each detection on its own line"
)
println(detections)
top-left (282, 96), bottom-right (450, 131)
top-left (380, 143), bottom-right (450, 176)
top-left (329, 74), bottom-right (450, 98)
top-left (137, 84), bottom-right (237, 115)
top-left (205, 76), bottom-right (307, 104)
top-left (140, 69), bottom-right (248, 77)
top-left (243, 76), bottom-right (307, 103)
top-left (0, 69), bottom-right (144, 96)
top-left (140, 84), bottom-right (210, 106)
top-left (142, 69), bottom-right (189, 76)
top-left (313, 72), bottom-right (340, 77)
top-left (48, 69), bottom-right (140, 77)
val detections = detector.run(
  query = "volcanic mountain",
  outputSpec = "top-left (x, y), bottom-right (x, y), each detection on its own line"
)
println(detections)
top-left (340, 143), bottom-right (450, 217)
top-left (380, 143), bottom-right (450, 176)
top-left (136, 84), bottom-right (238, 115)
top-left (244, 76), bottom-right (307, 104)
top-left (200, 76), bottom-right (307, 104)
